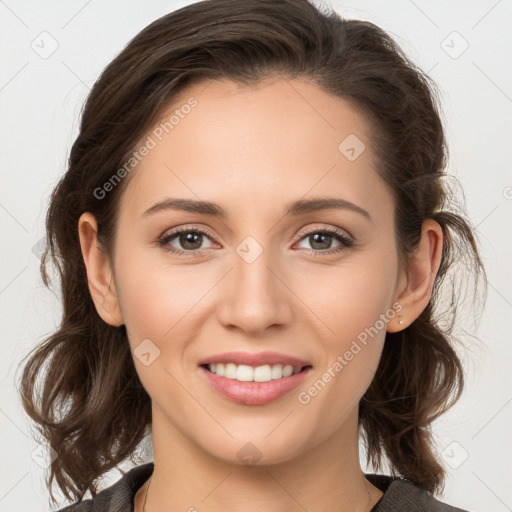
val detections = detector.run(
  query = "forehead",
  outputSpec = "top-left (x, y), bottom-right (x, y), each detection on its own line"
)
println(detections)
top-left (120, 77), bottom-right (392, 224)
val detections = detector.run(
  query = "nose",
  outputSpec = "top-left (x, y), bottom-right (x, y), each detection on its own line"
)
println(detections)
top-left (216, 244), bottom-right (293, 335)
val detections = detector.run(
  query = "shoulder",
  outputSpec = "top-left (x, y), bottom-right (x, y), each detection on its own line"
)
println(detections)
top-left (366, 473), bottom-right (471, 512)
top-left (56, 465), bottom-right (470, 512)
top-left (56, 462), bottom-right (154, 512)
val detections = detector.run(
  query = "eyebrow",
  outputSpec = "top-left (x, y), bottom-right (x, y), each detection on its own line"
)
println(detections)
top-left (142, 196), bottom-right (372, 221)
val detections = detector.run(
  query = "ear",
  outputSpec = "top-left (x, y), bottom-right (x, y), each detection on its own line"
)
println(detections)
top-left (387, 219), bottom-right (443, 333)
top-left (78, 212), bottom-right (124, 326)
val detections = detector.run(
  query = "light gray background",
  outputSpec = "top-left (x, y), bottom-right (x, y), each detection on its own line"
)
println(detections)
top-left (1, 1), bottom-right (511, 510)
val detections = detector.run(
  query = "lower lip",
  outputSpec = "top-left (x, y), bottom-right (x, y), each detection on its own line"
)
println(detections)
top-left (199, 366), bottom-right (312, 405)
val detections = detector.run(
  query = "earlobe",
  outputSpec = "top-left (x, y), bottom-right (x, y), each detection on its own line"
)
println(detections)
top-left (78, 212), bottom-right (124, 326)
top-left (387, 219), bottom-right (443, 333)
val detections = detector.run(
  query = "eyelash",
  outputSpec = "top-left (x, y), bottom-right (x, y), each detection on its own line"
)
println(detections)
top-left (157, 225), bottom-right (354, 257)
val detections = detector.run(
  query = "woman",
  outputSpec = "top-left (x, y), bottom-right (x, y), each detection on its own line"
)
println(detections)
top-left (19, 0), bottom-right (485, 510)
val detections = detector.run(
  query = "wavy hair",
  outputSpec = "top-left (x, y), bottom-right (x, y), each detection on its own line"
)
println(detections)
top-left (17, 0), bottom-right (486, 505)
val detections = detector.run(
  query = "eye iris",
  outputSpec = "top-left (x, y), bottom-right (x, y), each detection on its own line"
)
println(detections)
top-left (180, 232), bottom-right (202, 250)
top-left (310, 233), bottom-right (332, 250)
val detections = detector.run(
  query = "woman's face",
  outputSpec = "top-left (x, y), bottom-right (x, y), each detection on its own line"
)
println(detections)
top-left (105, 78), bottom-right (405, 465)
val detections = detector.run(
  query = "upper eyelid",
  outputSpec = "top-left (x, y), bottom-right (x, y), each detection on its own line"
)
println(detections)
top-left (298, 224), bottom-right (353, 240)
top-left (162, 225), bottom-right (217, 242)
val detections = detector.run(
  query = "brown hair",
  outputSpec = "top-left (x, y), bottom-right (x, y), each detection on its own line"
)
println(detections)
top-left (17, 0), bottom-right (486, 506)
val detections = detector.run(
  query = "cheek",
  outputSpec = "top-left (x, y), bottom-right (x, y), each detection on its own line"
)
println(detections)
top-left (296, 249), bottom-right (397, 404)
top-left (114, 247), bottom-right (214, 344)
top-left (299, 249), bottom-right (398, 344)
top-left (113, 250), bottom-right (210, 394)
top-left (116, 244), bottom-right (225, 351)
top-left (298, 291), bottom-right (391, 427)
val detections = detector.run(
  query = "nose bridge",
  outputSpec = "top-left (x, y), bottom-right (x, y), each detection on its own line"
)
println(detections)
top-left (218, 235), bottom-right (290, 333)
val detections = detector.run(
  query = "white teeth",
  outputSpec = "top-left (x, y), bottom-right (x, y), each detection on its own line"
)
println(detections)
top-left (225, 363), bottom-right (237, 379)
top-left (236, 364), bottom-right (253, 382)
top-left (207, 363), bottom-right (302, 382)
top-left (271, 365), bottom-right (282, 380)
top-left (282, 365), bottom-right (293, 377)
top-left (254, 365), bottom-right (272, 382)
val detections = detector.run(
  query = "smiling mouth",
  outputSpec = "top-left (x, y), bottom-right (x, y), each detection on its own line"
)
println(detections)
top-left (200, 363), bottom-right (312, 383)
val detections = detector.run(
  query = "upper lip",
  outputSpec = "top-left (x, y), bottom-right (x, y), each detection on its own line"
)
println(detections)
top-left (198, 351), bottom-right (312, 368)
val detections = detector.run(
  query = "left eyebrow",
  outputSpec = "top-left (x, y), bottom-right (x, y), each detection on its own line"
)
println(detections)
top-left (142, 198), bottom-right (226, 218)
top-left (142, 196), bottom-right (372, 222)
top-left (285, 197), bottom-right (372, 221)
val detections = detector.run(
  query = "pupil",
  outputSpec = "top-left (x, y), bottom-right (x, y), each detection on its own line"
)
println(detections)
top-left (181, 232), bottom-right (202, 250)
top-left (311, 233), bottom-right (331, 250)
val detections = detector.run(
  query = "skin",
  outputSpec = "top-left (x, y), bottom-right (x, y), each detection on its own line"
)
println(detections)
top-left (79, 77), bottom-right (443, 512)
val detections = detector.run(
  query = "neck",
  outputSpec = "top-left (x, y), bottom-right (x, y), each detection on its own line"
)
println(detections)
top-left (136, 405), bottom-right (383, 512)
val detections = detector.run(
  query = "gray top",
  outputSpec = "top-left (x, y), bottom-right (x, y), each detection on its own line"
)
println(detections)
top-left (56, 462), bottom-right (470, 512)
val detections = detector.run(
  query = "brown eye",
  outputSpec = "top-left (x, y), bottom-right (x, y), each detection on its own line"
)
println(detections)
top-left (176, 231), bottom-right (204, 251)
top-left (308, 232), bottom-right (335, 250)
top-left (158, 227), bottom-right (216, 255)
top-left (296, 228), bottom-right (353, 254)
